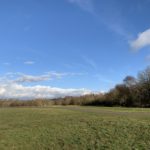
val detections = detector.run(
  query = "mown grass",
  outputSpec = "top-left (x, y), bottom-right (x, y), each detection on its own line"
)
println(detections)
top-left (0, 106), bottom-right (150, 150)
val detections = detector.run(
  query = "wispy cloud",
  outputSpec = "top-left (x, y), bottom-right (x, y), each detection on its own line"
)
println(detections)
top-left (3, 62), bottom-right (10, 66)
top-left (82, 55), bottom-right (98, 70)
top-left (108, 22), bottom-right (131, 40)
top-left (130, 28), bottom-right (150, 51)
top-left (96, 1), bottom-right (131, 40)
top-left (14, 74), bottom-right (51, 83)
top-left (24, 61), bottom-right (35, 65)
top-left (94, 74), bottom-right (114, 84)
top-left (0, 72), bottom-right (63, 83)
top-left (0, 73), bottom-right (51, 84)
top-left (0, 71), bottom-right (85, 84)
top-left (145, 55), bottom-right (150, 62)
top-left (67, 0), bottom-right (131, 40)
top-left (67, 0), bottom-right (95, 13)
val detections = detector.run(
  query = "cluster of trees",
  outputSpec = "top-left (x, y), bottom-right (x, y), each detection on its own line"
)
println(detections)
top-left (52, 66), bottom-right (150, 107)
top-left (86, 66), bottom-right (150, 107)
top-left (52, 94), bottom-right (104, 106)
top-left (1, 66), bottom-right (150, 107)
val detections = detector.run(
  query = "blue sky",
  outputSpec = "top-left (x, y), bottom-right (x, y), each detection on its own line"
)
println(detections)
top-left (0, 0), bottom-right (150, 99)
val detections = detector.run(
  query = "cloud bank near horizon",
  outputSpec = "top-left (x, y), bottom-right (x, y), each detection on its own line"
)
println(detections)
top-left (0, 83), bottom-right (91, 99)
top-left (0, 72), bottom-right (91, 99)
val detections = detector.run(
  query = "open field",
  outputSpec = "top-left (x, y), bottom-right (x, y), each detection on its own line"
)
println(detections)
top-left (0, 106), bottom-right (150, 150)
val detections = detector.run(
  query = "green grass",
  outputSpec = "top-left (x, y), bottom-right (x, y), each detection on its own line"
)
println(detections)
top-left (0, 106), bottom-right (150, 150)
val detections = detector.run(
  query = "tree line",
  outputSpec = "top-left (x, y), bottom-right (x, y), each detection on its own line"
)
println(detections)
top-left (1, 66), bottom-right (150, 107)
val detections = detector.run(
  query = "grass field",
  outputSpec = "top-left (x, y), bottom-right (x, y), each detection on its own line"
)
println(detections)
top-left (0, 106), bottom-right (150, 150)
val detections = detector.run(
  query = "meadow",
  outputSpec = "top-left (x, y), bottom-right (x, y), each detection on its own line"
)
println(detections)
top-left (0, 106), bottom-right (150, 150)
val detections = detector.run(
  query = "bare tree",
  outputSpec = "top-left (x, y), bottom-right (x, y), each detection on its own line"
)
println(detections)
top-left (123, 76), bottom-right (137, 87)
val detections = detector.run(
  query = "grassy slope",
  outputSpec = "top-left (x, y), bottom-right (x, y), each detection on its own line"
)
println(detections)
top-left (0, 106), bottom-right (150, 150)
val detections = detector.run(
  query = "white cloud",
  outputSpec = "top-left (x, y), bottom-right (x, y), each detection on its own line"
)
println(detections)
top-left (0, 88), bottom-right (6, 95)
top-left (0, 83), bottom-right (91, 99)
top-left (0, 72), bottom-right (91, 99)
top-left (24, 61), bottom-right (35, 65)
top-left (130, 28), bottom-right (150, 50)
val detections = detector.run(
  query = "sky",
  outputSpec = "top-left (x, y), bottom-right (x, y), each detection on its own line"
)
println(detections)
top-left (0, 0), bottom-right (150, 99)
